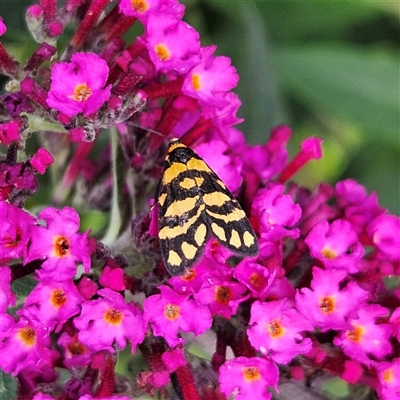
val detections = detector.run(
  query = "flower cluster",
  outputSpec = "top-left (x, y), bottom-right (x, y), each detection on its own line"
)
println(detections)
top-left (0, 2), bottom-right (399, 400)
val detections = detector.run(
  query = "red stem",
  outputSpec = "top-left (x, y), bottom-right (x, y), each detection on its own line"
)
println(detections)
top-left (70, 0), bottom-right (110, 49)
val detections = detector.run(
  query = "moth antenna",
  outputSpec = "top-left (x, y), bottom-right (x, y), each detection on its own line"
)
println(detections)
top-left (124, 119), bottom-right (165, 138)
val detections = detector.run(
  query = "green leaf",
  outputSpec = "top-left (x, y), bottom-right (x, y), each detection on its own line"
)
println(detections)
top-left (275, 45), bottom-right (399, 143)
top-left (11, 276), bottom-right (38, 298)
top-left (322, 377), bottom-right (350, 397)
top-left (195, 1), bottom-right (287, 143)
top-left (255, 1), bottom-right (384, 43)
top-left (343, 141), bottom-right (400, 214)
top-left (0, 370), bottom-right (18, 400)
top-left (80, 209), bottom-right (108, 237)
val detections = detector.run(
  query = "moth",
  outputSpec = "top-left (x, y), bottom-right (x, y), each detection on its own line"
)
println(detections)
top-left (157, 138), bottom-right (258, 275)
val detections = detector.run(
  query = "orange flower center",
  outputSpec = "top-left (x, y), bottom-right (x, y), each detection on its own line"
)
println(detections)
top-left (243, 366), bottom-right (261, 381)
top-left (321, 246), bottom-right (337, 260)
top-left (72, 84), bottom-right (92, 102)
top-left (191, 73), bottom-right (202, 90)
top-left (215, 286), bottom-right (232, 305)
top-left (319, 296), bottom-right (335, 314)
top-left (382, 367), bottom-right (393, 383)
top-left (53, 235), bottom-right (70, 257)
top-left (104, 308), bottom-right (123, 325)
top-left (130, 0), bottom-right (149, 13)
top-left (164, 304), bottom-right (180, 320)
top-left (18, 327), bottom-right (37, 347)
top-left (51, 288), bottom-right (67, 308)
top-left (346, 325), bottom-right (364, 343)
top-left (267, 319), bottom-right (285, 338)
top-left (154, 44), bottom-right (171, 61)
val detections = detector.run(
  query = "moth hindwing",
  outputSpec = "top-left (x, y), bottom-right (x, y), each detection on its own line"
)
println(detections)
top-left (157, 138), bottom-right (258, 275)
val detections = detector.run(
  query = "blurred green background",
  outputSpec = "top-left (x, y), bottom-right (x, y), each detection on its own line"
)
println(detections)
top-left (1, 1), bottom-right (399, 214)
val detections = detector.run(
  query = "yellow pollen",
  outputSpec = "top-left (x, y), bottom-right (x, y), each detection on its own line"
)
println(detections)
top-left (267, 319), bottom-right (285, 338)
top-left (191, 73), bottom-right (202, 90)
top-left (72, 84), bottom-right (92, 102)
top-left (382, 368), bottom-right (393, 383)
top-left (243, 366), bottom-right (261, 382)
top-left (319, 296), bottom-right (335, 314)
top-left (104, 308), bottom-right (123, 325)
top-left (53, 235), bottom-right (70, 257)
top-left (18, 327), bottom-right (37, 347)
top-left (215, 286), bottom-right (232, 305)
top-left (321, 246), bottom-right (337, 260)
top-left (130, 0), bottom-right (149, 13)
top-left (164, 304), bottom-right (180, 320)
top-left (154, 44), bottom-right (171, 61)
top-left (346, 325), bottom-right (364, 343)
top-left (51, 289), bottom-right (67, 308)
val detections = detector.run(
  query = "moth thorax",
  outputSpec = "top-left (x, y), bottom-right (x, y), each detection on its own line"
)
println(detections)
top-left (171, 148), bottom-right (192, 163)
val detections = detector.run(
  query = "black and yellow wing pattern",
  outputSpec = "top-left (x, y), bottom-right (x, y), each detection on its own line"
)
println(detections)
top-left (157, 138), bottom-right (258, 275)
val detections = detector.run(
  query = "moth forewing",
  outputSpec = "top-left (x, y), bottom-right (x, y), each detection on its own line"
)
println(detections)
top-left (157, 138), bottom-right (258, 275)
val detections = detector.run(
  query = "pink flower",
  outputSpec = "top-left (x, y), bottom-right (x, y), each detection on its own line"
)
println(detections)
top-left (251, 183), bottom-right (301, 241)
top-left (219, 356), bottom-right (279, 400)
top-left (261, 277), bottom-right (296, 302)
top-left (0, 163), bottom-right (38, 201)
top-left (194, 278), bottom-right (249, 318)
top-left (74, 288), bottom-right (146, 352)
top-left (20, 279), bottom-right (84, 331)
top-left (0, 17), bottom-right (6, 36)
top-left (305, 219), bottom-right (364, 273)
top-left (333, 304), bottom-right (392, 366)
top-left (0, 316), bottom-right (57, 375)
top-left (99, 265), bottom-right (126, 291)
top-left (24, 207), bottom-right (91, 281)
top-left (0, 201), bottom-right (35, 261)
top-left (0, 120), bottom-right (20, 145)
top-left (341, 360), bottom-right (363, 384)
top-left (375, 359), bottom-right (400, 400)
top-left (29, 148), bottom-right (54, 174)
top-left (77, 276), bottom-right (98, 300)
top-left (162, 347), bottom-right (187, 372)
top-left (46, 52), bottom-right (111, 117)
top-left (168, 262), bottom-right (214, 294)
top-left (389, 307), bottom-right (400, 341)
top-left (194, 138), bottom-right (243, 193)
top-left (335, 179), bottom-right (383, 234)
top-left (201, 91), bottom-right (243, 130)
top-left (295, 267), bottom-right (368, 331)
top-left (367, 214), bottom-right (400, 261)
top-left (119, 0), bottom-right (184, 23)
top-left (278, 137), bottom-right (323, 183)
top-left (145, 14), bottom-right (200, 73)
top-left (26, 4), bottom-right (43, 18)
top-left (143, 285), bottom-right (212, 347)
top-left (248, 300), bottom-right (313, 364)
top-left (182, 46), bottom-right (239, 107)
top-left (32, 393), bottom-right (56, 400)
top-left (79, 395), bottom-right (131, 400)
top-left (244, 125), bottom-right (291, 182)
top-left (233, 260), bottom-right (274, 300)
top-left (58, 332), bottom-right (91, 367)
top-left (0, 266), bottom-right (15, 312)
top-left (1, 92), bottom-right (35, 117)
